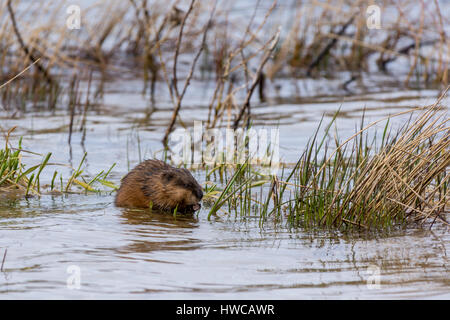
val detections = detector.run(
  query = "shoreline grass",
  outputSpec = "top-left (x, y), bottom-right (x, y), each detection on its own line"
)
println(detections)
top-left (0, 1), bottom-right (448, 231)
top-left (107, 91), bottom-right (448, 231)
top-left (0, 127), bottom-right (117, 197)
top-left (204, 100), bottom-right (449, 231)
top-left (1, 98), bottom-right (448, 232)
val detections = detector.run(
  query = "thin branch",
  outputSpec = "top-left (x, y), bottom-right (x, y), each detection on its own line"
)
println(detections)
top-left (163, 1), bottom-right (216, 145)
top-left (232, 27), bottom-right (281, 130)
top-left (172, 0), bottom-right (196, 100)
top-left (1, 249), bottom-right (7, 272)
top-left (306, 12), bottom-right (356, 76)
top-left (7, 0), bottom-right (54, 86)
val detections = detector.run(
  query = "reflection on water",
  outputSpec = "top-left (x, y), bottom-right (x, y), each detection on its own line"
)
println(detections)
top-left (0, 193), bottom-right (448, 299)
top-left (116, 210), bottom-right (202, 254)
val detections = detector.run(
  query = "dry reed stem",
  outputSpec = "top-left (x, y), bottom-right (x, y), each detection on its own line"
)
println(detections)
top-left (332, 104), bottom-right (449, 228)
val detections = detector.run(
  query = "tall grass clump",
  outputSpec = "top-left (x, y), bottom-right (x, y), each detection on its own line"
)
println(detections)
top-left (0, 128), bottom-right (117, 197)
top-left (0, 128), bottom-right (51, 196)
top-left (285, 106), bottom-right (449, 230)
top-left (206, 99), bottom-right (449, 230)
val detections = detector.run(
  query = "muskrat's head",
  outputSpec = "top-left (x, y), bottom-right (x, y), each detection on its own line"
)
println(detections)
top-left (160, 168), bottom-right (203, 213)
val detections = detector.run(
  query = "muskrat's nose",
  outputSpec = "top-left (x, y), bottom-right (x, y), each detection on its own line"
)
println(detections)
top-left (195, 189), bottom-right (203, 200)
top-left (192, 203), bottom-right (201, 211)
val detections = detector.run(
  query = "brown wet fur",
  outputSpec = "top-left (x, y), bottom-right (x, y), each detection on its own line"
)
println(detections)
top-left (115, 160), bottom-right (203, 212)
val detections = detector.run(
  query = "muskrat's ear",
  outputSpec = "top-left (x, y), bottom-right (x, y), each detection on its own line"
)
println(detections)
top-left (162, 171), bottom-right (176, 183)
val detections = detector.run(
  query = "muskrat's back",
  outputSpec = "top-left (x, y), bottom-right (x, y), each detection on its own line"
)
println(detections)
top-left (115, 160), bottom-right (203, 212)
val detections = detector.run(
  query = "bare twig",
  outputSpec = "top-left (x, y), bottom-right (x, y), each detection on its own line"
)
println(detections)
top-left (163, 1), bottom-right (216, 145)
top-left (7, 0), bottom-right (54, 86)
top-left (232, 28), bottom-right (281, 130)
top-left (306, 12), bottom-right (357, 76)
top-left (171, 0), bottom-right (196, 100)
top-left (1, 249), bottom-right (7, 272)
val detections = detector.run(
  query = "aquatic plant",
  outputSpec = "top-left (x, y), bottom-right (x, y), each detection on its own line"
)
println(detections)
top-left (1, 0), bottom-right (447, 124)
top-left (0, 0), bottom-right (448, 230)
top-left (268, 0), bottom-right (449, 87)
top-left (0, 127), bottom-right (117, 197)
top-left (206, 98), bottom-right (449, 230)
top-left (0, 127), bottom-right (50, 196)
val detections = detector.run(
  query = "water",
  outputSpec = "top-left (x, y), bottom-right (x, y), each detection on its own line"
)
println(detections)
top-left (1, 77), bottom-right (449, 299)
top-left (0, 193), bottom-right (448, 299)
top-left (1, 0), bottom-right (449, 300)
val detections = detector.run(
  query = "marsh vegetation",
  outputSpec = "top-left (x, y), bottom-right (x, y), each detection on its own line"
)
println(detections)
top-left (0, 0), bottom-right (448, 299)
top-left (1, 0), bottom-right (448, 230)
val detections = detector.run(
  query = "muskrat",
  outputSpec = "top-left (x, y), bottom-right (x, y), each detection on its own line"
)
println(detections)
top-left (115, 160), bottom-right (203, 213)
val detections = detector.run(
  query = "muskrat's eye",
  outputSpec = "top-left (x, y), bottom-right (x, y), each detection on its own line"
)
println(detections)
top-left (176, 179), bottom-right (190, 189)
top-left (162, 172), bottom-right (175, 182)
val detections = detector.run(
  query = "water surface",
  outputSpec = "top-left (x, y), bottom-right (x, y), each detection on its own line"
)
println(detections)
top-left (0, 78), bottom-right (448, 299)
